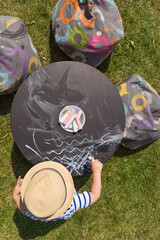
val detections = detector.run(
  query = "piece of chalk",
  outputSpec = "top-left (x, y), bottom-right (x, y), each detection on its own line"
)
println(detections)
top-left (68, 123), bottom-right (73, 129)
top-left (72, 120), bottom-right (78, 132)
top-left (75, 114), bottom-right (82, 130)
top-left (59, 110), bottom-right (69, 123)
top-left (77, 110), bottom-right (82, 119)
top-left (65, 114), bottom-right (76, 129)
top-left (63, 109), bottom-right (75, 124)
top-left (88, 156), bottom-right (95, 162)
top-left (89, 156), bottom-right (95, 162)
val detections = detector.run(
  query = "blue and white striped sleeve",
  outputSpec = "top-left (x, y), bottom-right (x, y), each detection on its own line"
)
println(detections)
top-left (24, 209), bottom-right (56, 222)
top-left (73, 190), bottom-right (91, 212)
top-left (24, 209), bottom-right (38, 220)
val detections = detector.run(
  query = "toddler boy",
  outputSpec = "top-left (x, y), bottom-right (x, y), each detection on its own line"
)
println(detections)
top-left (13, 157), bottom-right (103, 221)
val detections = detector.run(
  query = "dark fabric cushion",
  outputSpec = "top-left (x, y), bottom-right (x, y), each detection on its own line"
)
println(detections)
top-left (0, 16), bottom-right (41, 95)
top-left (116, 74), bottom-right (160, 149)
top-left (51, 0), bottom-right (124, 67)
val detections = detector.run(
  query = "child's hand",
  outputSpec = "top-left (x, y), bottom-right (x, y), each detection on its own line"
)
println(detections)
top-left (13, 176), bottom-right (25, 215)
top-left (13, 176), bottom-right (23, 198)
top-left (89, 157), bottom-right (103, 204)
top-left (91, 157), bottom-right (103, 174)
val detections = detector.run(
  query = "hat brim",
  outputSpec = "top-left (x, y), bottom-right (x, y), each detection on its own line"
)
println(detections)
top-left (21, 161), bottom-right (74, 220)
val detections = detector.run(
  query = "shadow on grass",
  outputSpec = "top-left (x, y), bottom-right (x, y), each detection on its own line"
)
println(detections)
top-left (0, 92), bottom-right (15, 115)
top-left (97, 54), bottom-right (112, 74)
top-left (13, 209), bottom-right (65, 240)
top-left (114, 142), bottom-right (153, 158)
top-left (12, 143), bottom-right (33, 178)
top-left (73, 172), bottom-right (91, 191)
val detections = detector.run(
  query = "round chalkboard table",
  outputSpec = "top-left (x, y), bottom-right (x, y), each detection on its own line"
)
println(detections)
top-left (11, 61), bottom-right (125, 176)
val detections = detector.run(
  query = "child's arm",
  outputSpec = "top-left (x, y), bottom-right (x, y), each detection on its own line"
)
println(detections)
top-left (13, 176), bottom-right (25, 215)
top-left (89, 157), bottom-right (103, 205)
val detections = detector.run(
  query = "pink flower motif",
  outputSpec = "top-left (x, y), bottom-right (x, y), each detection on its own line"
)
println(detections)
top-left (88, 34), bottom-right (112, 54)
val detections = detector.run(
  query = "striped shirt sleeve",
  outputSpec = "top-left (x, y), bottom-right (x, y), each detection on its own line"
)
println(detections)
top-left (73, 190), bottom-right (91, 212)
top-left (24, 209), bottom-right (38, 220)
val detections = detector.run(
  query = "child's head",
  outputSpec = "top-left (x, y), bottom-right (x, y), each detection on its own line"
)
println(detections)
top-left (21, 161), bottom-right (74, 220)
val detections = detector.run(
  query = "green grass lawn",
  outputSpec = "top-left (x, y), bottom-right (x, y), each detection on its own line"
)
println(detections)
top-left (0, 0), bottom-right (160, 239)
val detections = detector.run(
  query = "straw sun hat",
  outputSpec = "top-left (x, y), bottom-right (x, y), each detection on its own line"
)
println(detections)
top-left (21, 161), bottom-right (74, 220)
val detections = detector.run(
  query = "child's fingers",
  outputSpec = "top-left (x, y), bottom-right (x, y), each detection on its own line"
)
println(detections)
top-left (17, 176), bottom-right (23, 185)
top-left (95, 160), bottom-right (103, 168)
top-left (91, 157), bottom-right (103, 169)
top-left (20, 179), bottom-right (23, 185)
top-left (17, 176), bottom-right (21, 183)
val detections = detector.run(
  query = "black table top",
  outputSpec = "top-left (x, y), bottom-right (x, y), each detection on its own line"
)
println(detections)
top-left (11, 61), bottom-right (125, 176)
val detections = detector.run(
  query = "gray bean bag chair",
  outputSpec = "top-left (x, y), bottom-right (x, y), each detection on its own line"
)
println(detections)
top-left (116, 74), bottom-right (160, 149)
top-left (0, 16), bottom-right (41, 95)
top-left (51, 0), bottom-right (124, 67)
